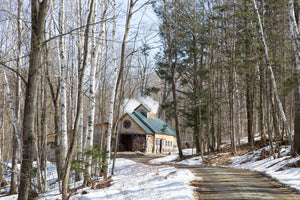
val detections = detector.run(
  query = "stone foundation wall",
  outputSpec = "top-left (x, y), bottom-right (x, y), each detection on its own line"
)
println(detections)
top-left (145, 135), bottom-right (154, 153)
top-left (132, 135), bottom-right (146, 151)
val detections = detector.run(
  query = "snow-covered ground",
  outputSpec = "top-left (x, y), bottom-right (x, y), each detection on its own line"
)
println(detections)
top-left (0, 158), bottom-right (196, 200)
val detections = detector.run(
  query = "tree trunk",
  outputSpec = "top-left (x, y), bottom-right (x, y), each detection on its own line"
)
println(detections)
top-left (258, 64), bottom-right (266, 146)
top-left (246, 72), bottom-right (254, 148)
top-left (84, 0), bottom-right (98, 185)
top-left (104, 0), bottom-right (118, 177)
top-left (270, 91), bottom-right (281, 142)
top-left (1, 68), bottom-right (22, 151)
top-left (234, 70), bottom-right (242, 146)
top-left (252, 0), bottom-right (293, 152)
top-left (47, 73), bottom-right (62, 180)
top-left (2, 67), bottom-right (22, 193)
top-left (168, 0), bottom-right (183, 158)
top-left (59, 0), bottom-right (68, 167)
top-left (0, 87), bottom-right (7, 189)
top-left (288, 0), bottom-right (300, 155)
top-left (47, 3), bottom-right (62, 182)
top-left (115, 0), bottom-right (137, 101)
top-left (61, 0), bottom-right (95, 199)
top-left (18, 1), bottom-right (50, 199)
top-left (229, 66), bottom-right (236, 153)
top-left (75, 111), bottom-right (83, 181)
top-left (40, 70), bottom-right (48, 192)
top-left (217, 67), bottom-right (223, 150)
top-left (74, 0), bottom-right (84, 182)
top-left (10, 0), bottom-right (23, 194)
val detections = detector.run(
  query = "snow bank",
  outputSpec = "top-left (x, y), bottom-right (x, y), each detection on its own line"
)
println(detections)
top-left (67, 158), bottom-right (195, 200)
top-left (228, 145), bottom-right (300, 191)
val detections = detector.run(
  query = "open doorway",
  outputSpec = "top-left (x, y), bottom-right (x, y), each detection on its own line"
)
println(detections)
top-left (119, 134), bottom-right (132, 151)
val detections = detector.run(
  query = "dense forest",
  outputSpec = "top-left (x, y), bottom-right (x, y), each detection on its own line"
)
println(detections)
top-left (1, 0), bottom-right (300, 199)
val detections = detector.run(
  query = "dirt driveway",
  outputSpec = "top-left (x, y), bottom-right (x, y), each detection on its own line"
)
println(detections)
top-left (118, 152), bottom-right (300, 200)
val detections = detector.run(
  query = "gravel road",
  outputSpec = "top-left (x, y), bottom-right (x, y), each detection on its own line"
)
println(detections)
top-left (177, 165), bottom-right (300, 200)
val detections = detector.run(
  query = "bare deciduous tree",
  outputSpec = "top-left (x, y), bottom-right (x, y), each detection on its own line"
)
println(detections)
top-left (18, 0), bottom-right (50, 199)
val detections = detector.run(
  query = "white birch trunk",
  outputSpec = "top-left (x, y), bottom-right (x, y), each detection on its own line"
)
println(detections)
top-left (59, 0), bottom-right (68, 164)
top-left (76, 110), bottom-right (83, 181)
top-left (75, 0), bottom-right (84, 182)
top-left (85, 1), bottom-right (98, 181)
top-left (252, 0), bottom-right (293, 150)
top-left (105, 0), bottom-right (118, 177)
top-left (234, 71), bottom-right (242, 146)
top-left (1, 68), bottom-right (22, 152)
top-left (86, 0), bottom-right (109, 178)
top-left (97, 0), bottom-right (108, 166)
top-left (95, 0), bottom-right (108, 91)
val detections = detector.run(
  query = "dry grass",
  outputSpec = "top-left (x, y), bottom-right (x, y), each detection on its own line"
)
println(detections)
top-left (208, 153), bottom-right (233, 165)
top-left (92, 177), bottom-right (113, 189)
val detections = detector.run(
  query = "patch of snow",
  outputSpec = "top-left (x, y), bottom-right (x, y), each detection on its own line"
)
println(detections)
top-left (149, 149), bottom-right (200, 165)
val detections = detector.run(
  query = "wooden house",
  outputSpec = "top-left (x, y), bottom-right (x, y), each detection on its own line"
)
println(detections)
top-left (47, 104), bottom-right (177, 160)
top-left (118, 104), bottom-right (177, 153)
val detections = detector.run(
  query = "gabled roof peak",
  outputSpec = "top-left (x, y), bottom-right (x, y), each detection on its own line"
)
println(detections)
top-left (134, 103), bottom-right (151, 112)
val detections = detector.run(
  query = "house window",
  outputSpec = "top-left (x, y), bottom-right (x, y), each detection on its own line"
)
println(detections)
top-left (156, 139), bottom-right (160, 145)
top-left (123, 119), bottom-right (131, 129)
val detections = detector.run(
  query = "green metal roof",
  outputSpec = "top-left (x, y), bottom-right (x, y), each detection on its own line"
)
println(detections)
top-left (128, 113), bottom-right (153, 134)
top-left (130, 111), bottom-right (176, 137)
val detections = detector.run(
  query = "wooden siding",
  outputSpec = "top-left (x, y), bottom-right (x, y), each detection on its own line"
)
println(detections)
top-left (154, 133), bottom-right (177, 153)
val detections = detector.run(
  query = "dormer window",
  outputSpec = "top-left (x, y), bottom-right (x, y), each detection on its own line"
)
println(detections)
top-left (141, 110), bottom-right (147, 117)
top-left (134, 104), bottom-right (151, 118)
